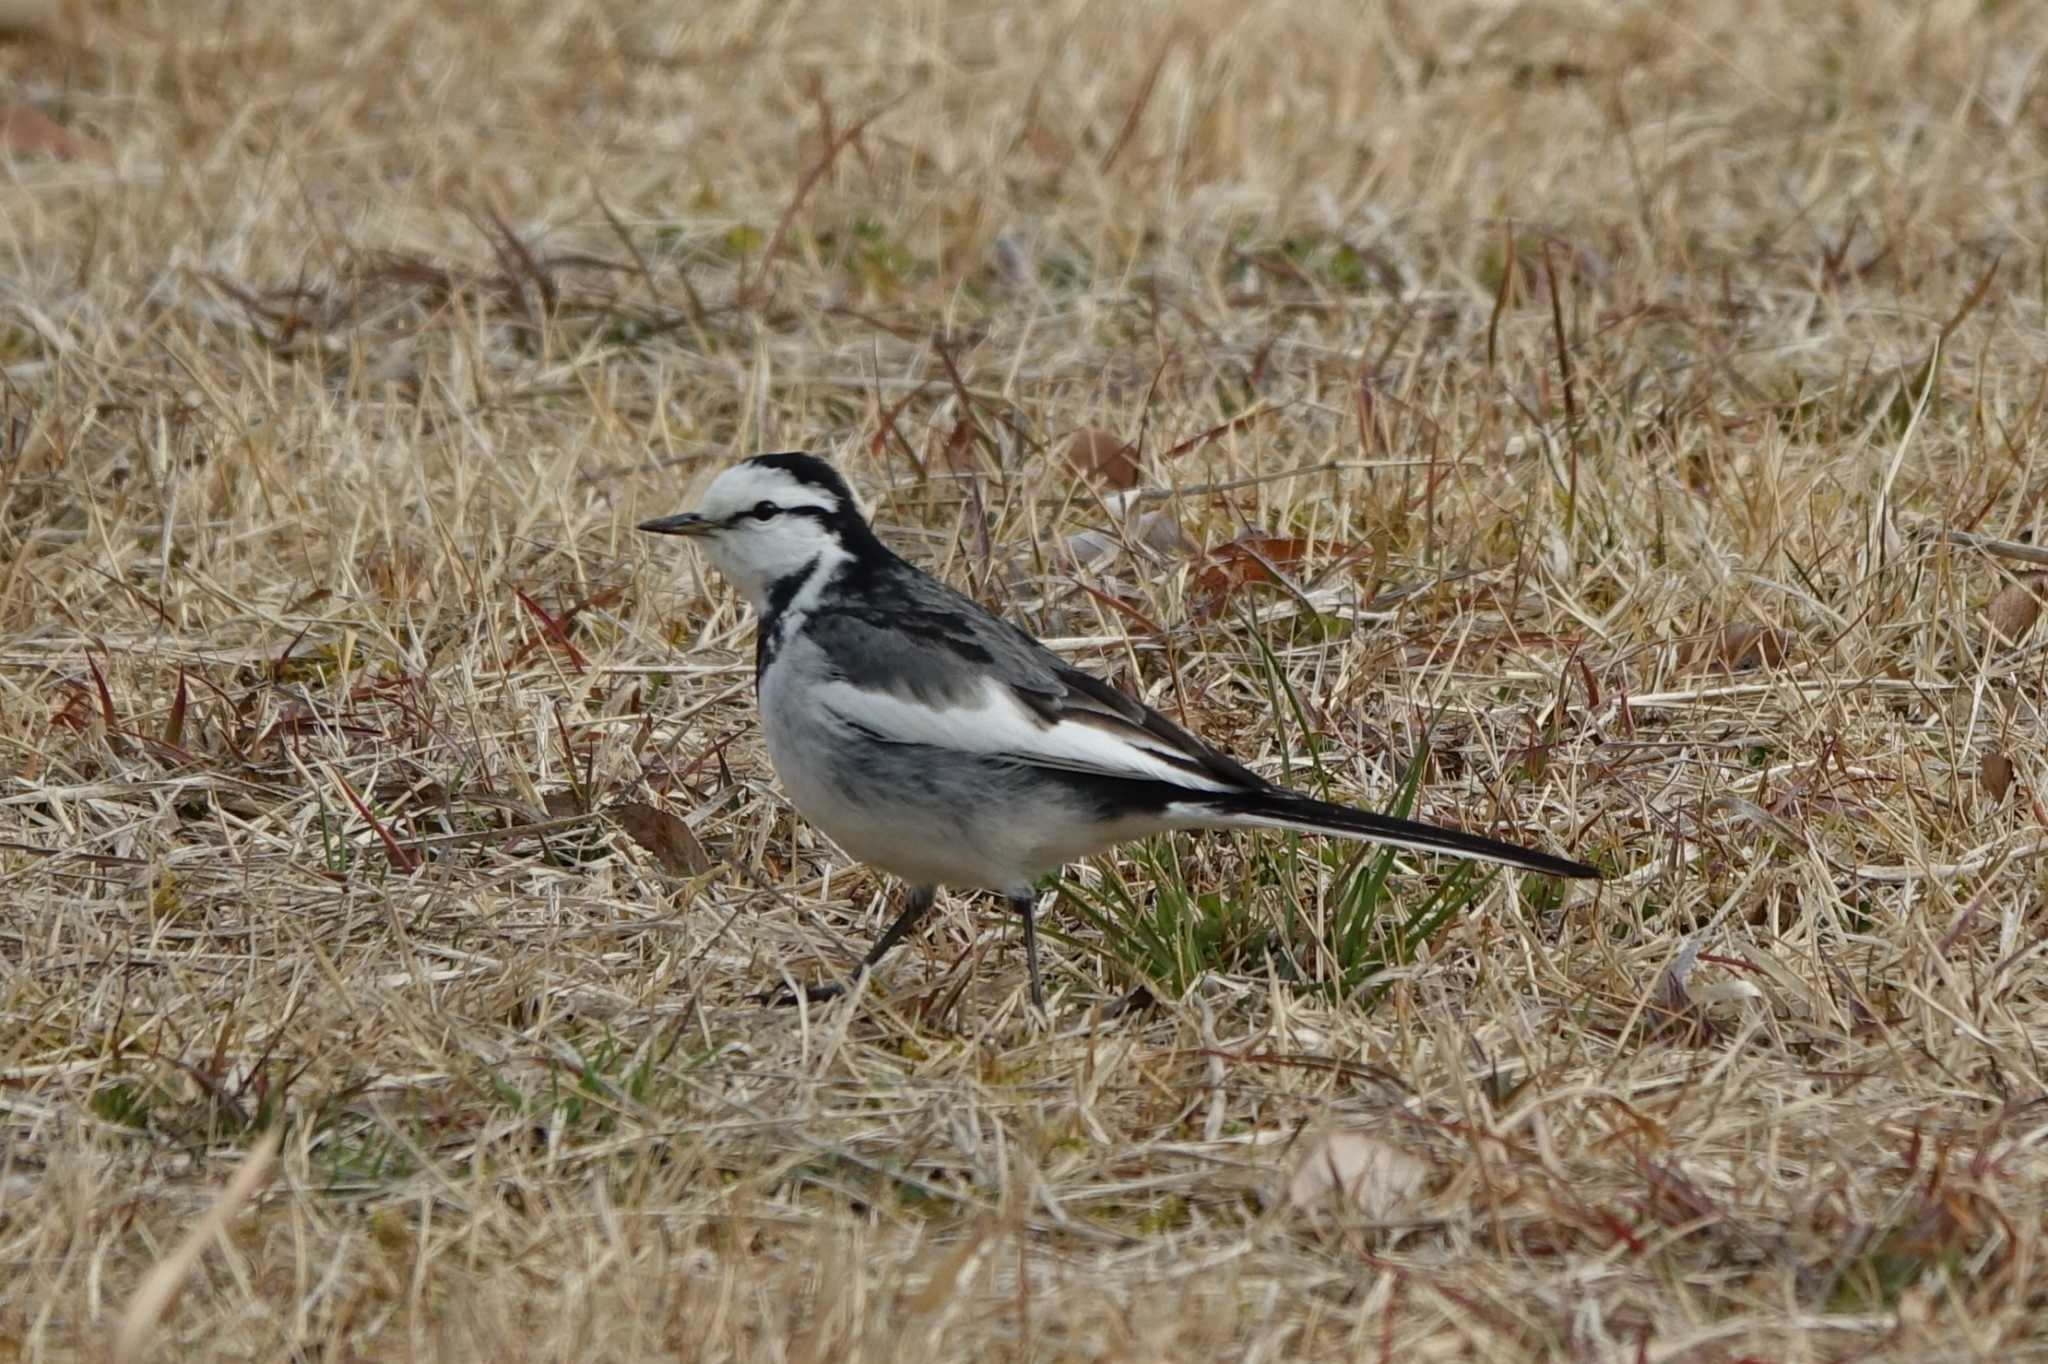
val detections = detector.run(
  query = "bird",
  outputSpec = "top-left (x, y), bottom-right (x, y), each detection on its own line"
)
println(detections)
top-left (639, 452), bottom-right (1598, 1012)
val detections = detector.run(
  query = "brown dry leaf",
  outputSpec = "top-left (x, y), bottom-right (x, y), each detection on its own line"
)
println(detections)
top-left (541, 788), bottom-right (586, 819)
top-left (939, 417), bottom-right (983, 473)
top-left (1981, 751), bottom-right (2014, 800)
top-left (1192, 536), bottom-right (1337, 617)
top-left (0, 98), bottom-right (87, 159)
top-left (612, 800), bottom-right (711, 876)
top-left (1062, 427), bottom-right (1139, 489)
top-left (1986, 576), bottom-right (2045, 641)
top-left (1285, 1130), bottom-right (1430, 1218)
top-left (1679, 622), bottom-right (1792, 673)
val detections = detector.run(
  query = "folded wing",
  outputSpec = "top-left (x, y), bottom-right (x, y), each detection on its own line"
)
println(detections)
top-left (799, 587), bottom-right (1596, 879)
top-left (804, 593), bottom-right (1264, 794)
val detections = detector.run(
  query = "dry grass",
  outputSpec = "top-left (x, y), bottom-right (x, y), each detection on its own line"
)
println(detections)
top-left (4, 0), bottom-right (2048, 1358)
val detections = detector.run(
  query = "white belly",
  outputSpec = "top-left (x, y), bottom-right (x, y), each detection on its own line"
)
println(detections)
top-left (756, 645), bottom-right (1144, 891)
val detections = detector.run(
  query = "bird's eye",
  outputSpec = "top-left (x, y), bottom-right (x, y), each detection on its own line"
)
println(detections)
top-left (750, 500), bottom-right (780, 521)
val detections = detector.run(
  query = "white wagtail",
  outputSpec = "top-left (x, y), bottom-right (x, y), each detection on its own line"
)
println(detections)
top-left (640, 452), bottom-right (1597, 1010)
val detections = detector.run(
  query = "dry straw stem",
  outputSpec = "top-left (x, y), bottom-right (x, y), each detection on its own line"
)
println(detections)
top-left (108, 1127), bottom-right (281, 1364)
top-left (4, 0), bottom-right (2048, 1359)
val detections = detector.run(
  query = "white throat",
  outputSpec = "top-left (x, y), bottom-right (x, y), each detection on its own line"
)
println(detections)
top-left (693, 514), bottom-right (843, 612)
top-left (712, 534), bottom-right (847, 618)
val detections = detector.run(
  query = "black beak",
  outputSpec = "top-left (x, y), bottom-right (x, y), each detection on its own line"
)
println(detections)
top-left (637, 512), bottom-right (712, 537)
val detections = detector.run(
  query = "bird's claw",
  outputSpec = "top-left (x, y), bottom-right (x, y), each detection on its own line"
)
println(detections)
top-left (1101, 984), bottom-right (1155, 1019)
top-left (754, 979), bottom-right (851, 1007)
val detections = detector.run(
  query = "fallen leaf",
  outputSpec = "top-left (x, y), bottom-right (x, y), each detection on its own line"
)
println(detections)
top-left (1062, 526), bottom-right (1120, 567)
top-left (1286, 1130), bottom-right (1429, 1218)
top-left (1131, 508), bottom-right (1189, 555)
top-left (1655, 937), bottom-right (1701, 1016)
top-left (612, 800), bottom-right (711, 876)
top-left (1981, 752), bottom-right (2014, 800)
top-left (1061, 508), bottom-right (1188, 567)
top-left (1062, 427), bottom-right (1139, 489)
top-left (542, 789), bottom-right (587, 818)
top-left (1986, 575), bottom-right (2045, 642)
top-left (1680, 623), bottom-right (1792, 673)
top-left (1191, 536), bottom-right (1339, 617)
top-left (1723, 623), bottom-right (1790, 669)
top-left (0, 98), bottom-right (86, 159)
top-left (940, 416), bottom-right (982, 472)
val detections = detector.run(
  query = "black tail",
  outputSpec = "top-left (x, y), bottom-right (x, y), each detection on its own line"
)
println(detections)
top-left (1180, 790), bottom-right (1598, 880)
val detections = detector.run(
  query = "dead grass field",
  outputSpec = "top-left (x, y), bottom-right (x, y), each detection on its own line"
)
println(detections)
top-left (5, 0), bottom-right (2048, 1358)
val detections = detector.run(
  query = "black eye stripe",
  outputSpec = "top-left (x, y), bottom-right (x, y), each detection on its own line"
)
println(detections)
top-left (726, 501), bottom-right (834, 527)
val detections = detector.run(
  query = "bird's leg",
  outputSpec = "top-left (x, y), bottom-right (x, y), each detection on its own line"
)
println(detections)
top-left (761, 884), bottom-right (938, 1006)
top-left (1008, 889), bottom-right (1046, 1014)
top-left (857, 883), bottom-right (940, 974)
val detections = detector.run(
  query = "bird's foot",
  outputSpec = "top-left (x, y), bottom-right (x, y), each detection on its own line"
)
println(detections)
top-left (754, 978), bottom-right (852, 1007)
top-left (1101, 984), bottom-right (1156, 1019)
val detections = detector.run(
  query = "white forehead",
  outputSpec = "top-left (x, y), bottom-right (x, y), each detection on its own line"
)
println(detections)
top-left (696, 462), bottom-right (841, 517)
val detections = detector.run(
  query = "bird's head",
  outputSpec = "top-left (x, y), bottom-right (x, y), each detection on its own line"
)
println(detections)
top-left (638, 452), bottom-right (881, 611)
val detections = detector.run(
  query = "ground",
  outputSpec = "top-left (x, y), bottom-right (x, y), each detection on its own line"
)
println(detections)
top-left (3, 0), bottom-right (2047, 1359)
